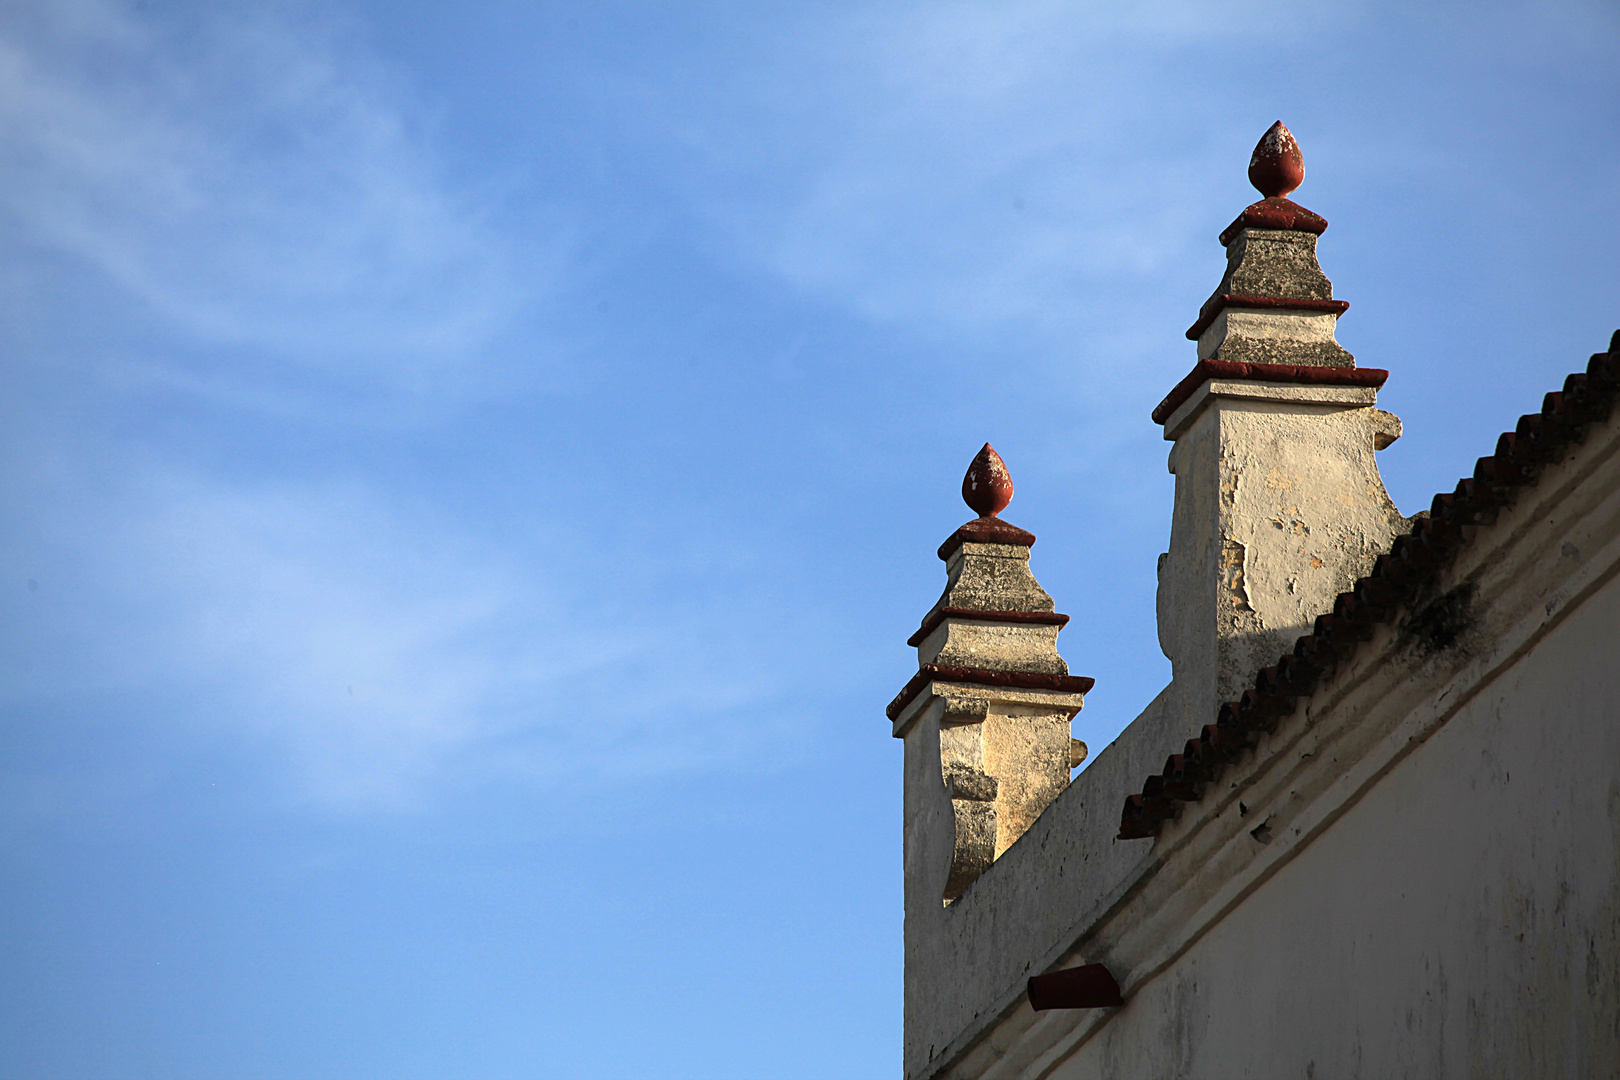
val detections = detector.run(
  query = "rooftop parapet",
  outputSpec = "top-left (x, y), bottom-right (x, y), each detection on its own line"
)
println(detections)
top-left (894, 125), bottom-right (1405, 1078)
top-left (888, 116), bottom-right (1619, 1080)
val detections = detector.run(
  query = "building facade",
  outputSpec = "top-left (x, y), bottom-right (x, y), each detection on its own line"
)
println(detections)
top-left (889, 123), bottom-right (1620, 1079)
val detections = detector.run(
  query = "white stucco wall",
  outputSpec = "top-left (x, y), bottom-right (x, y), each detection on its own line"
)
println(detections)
top-left (906, 390), bottom-right (1620, 1080)
top-left (1055, 570), bottom-right (1620, 1078)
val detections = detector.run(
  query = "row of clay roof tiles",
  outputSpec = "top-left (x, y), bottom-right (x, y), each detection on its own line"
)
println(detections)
top-left (1119, 330), bottom-right (1620, 841)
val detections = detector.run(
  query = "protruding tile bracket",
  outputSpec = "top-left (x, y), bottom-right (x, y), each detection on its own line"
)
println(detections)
top-left (1027, 964), bottom-right (1125, 1010)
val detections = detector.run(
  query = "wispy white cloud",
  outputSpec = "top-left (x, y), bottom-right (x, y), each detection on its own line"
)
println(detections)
top-left (690, 0), bottom-right (1618, 351)
top-left (2, 432), bottom-right (808, 812)
top-left (0, 0), bottom-right (533, 387)
top-left (663, 1), bottom-right (1320, 338)
top-left (0, 2), bottom-right (839, 816)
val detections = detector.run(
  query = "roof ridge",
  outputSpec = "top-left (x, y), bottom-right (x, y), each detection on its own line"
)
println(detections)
top-left (1119, 333), bottom-right (1620, 840)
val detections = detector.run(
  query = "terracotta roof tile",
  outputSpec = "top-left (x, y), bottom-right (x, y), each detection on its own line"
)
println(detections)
top-left (1218, 198), bottom-right (1328, 246)
top-left (1119, 331), bottom-right (1620, 841)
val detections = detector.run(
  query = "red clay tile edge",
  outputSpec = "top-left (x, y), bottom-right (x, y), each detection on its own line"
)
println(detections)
top-left (1120, 333), bottom-right (1620, 839)
top-left (887, 664), bottom-right (1096, 723)
top-left (1184, 294), bottom-right (1350, 342)
top-left (1218, 198), bottom-right (1328, 246)
top-left (906, 608), bottom-right (1071, 649)
top-left (1152, 360), bottom-right (1388, 426)
top-left (937, 518), bottom-right (1037, 561)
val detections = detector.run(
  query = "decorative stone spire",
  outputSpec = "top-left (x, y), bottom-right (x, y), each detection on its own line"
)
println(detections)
top-left (1152, 124), bottom-right (1407, 735)
top-left (890, 447), bottom-right (1091, 903)
top-left (1187, 121), bottom-right (1353, 368)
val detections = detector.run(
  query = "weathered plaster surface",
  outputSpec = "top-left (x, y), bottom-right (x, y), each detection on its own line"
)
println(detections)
top-left (1215, 229), bottom-right (1333, 303)
top-left (930, 540), bottom-right (1057, 619)
top-left (913, 398), bottom-right (1620, 1080)
top-left (919, 621), bottom-right (1067, 675)
top-left (898, 538), bottom-right (1087, 905)
top-left (1158, 382), bottom-right (1408, 751)
top-left (897, 140), bottom-right (1610, 1073)
top-left (1058, 572), bottom-right (1620, 1078)
top-left (1195, 308), bottom-right (1343, 362)
top-left (903, 379), bottom-right (1408, 1077)
top-left (903, 687), bottom-right (1170, 1074)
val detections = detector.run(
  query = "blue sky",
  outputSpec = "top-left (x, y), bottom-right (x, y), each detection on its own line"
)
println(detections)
top-left (2, 2), bottom-right (1616, 1077)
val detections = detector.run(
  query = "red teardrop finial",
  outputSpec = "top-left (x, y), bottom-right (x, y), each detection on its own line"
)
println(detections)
top-left (1248, 121), bottom-right (1305, 199)
top-left (962, 443), bottom-right (1013, 518)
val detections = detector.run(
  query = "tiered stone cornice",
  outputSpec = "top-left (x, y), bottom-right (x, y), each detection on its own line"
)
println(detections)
top-left (892, 445), bottom-right (1091, 902)
top-left (1184, 121), bottom-right (1355, 369)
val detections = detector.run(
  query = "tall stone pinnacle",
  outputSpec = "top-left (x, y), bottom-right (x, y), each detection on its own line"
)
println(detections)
top-left (1153, 122), bottom-right (1407, 734)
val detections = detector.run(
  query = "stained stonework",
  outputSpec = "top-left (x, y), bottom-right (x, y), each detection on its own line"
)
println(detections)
top-left (1155, 379), bottom-right (1408, 731)
top-left (1213, 228), bottom-right (1334, 304)
top-left (888, 122), bottom-right (1619, 1080)
top-left (891, 446), bottom-right (1091, 905)
top-left (1193, 228), bottom-right (1355, 367)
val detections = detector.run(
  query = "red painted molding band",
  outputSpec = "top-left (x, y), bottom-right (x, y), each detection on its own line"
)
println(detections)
top-left (1218, 197), bottom-right (1328, 246)
top-left (936, 518), bottom-right (1037, 561)
top-left (906, 608), bottom-right (1071, 648)
top-left (887, 663), bottom-right (1095, 722)
top-left (1184, 294), bottom-right (1350, 342)
top-left (1152, 360), bottom-right (1389, 426)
